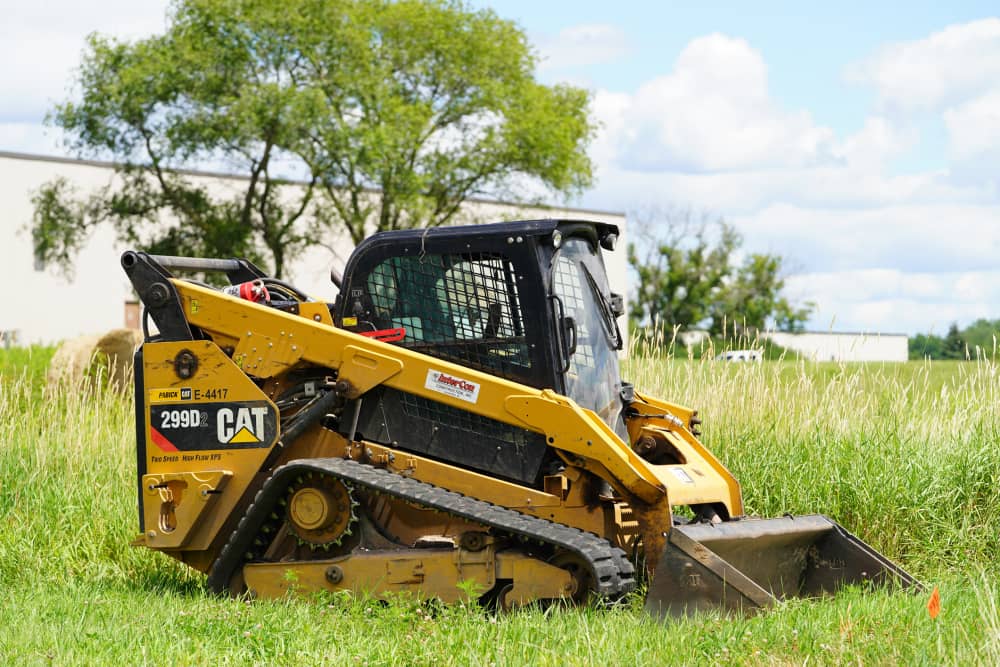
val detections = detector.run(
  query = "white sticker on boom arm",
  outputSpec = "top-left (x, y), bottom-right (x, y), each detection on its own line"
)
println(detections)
top-left (670, 468), bottom-right (695, 484)
top-left (424, 369), bottom-right (481, 404)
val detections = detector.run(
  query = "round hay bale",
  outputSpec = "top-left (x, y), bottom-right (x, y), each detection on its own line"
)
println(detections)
top-left (47, 329), bottom-right (143, 392)
top-left (47, 334), bottom-right (101, 387)
top-left (95, 328), bottom-right (144, 390)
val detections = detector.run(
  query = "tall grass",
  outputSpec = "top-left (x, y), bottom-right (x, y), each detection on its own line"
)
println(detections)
top-left (2, 349), bottom-right (999, 664)
top-left (0, 345), bottom-right (54, 402)
top-left (624, 338), bottom-right (1000, 576)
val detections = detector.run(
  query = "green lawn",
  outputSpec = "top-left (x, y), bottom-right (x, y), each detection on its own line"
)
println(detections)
top-left (2, 349), bottom-right (998, 665)
top-left (0, 345), bottom-right (54, 395)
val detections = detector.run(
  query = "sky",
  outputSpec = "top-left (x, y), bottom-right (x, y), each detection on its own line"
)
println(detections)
top-left (2, 1), bottom-right (999, 335)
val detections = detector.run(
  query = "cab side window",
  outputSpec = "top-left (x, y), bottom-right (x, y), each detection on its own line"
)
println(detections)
top-left (361, 252), bottom-right (531, 380)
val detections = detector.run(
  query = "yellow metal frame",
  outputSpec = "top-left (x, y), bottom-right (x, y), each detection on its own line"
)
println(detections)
top-left (171, 280), bottom-right (743, 516)
top-left (138, 340), bottom-right (282, 552)
top-left (243, 546), bottom-right (574, 605)
top-left (133, 277), bottom-right (747, 589)
top-left (141, 470), bottom-right (231, 549)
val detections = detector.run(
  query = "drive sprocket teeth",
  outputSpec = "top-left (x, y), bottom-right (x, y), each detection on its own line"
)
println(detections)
top-left (284, 474), bottom-right (358, 549)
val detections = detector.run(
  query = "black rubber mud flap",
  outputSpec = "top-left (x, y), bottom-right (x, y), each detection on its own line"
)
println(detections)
top-left (644, 514), bottom-right (921, 619)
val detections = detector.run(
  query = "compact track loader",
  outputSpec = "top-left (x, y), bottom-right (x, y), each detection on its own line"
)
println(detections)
top-left (123, 219), bottom-right (916, 617)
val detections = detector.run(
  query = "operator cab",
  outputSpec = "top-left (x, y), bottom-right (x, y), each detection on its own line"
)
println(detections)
top-left (335, 220), bottom-right (626, 485)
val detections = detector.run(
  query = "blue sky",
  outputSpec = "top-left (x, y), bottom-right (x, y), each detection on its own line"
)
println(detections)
top-left (2, 1), bottom-right (999, 335)
top-left (471, 1), bottom-right (1000, 335)
top-left (476, 1), bottom-right (995, 185)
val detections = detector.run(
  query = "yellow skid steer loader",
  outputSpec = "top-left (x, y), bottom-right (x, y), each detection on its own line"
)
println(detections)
top-left (122, 219), bottom-right (916, 617)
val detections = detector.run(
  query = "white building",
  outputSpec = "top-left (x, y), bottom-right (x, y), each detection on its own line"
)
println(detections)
top-left (676, 328), bottom-right (908, 362)
top-left (0, 150), bottom-right (627, 345)
top-left (763, 331), bottom-right (909, 362)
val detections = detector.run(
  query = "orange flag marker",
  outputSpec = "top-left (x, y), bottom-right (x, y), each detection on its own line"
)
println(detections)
top-left (927, 586), bottom-right (941, 619)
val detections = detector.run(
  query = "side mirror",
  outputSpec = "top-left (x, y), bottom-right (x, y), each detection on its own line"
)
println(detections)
top-left (609, 292), bottom-right (625, 318)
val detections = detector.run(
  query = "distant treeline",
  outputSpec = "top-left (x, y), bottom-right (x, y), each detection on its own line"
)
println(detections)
top-left (909, 319), bottom-right (1000, 360)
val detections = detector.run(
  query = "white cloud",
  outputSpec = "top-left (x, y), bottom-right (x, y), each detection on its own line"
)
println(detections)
top-left (578, 24), bottom-right (1000, 335)
top-left (585, 156), bottom-right (987, 218)
top-left (733, 203), bottom-right (1000, 274)
top-left (0, 2), bottom-right (169, 128)
top-left (588, 34), bottom-right (945, 184)
top-left (536, 23), bottom-right (630, 72)
top-left (786, 269), bottom-right (1000, 334)
top-left (943, 91), bottom-right (1000, 161)
top-left (599, 34), bottom-right (836, 173)
top-left (848, 18), bottom-right (1000, 113)
top-left (847, 19), bottom-right (1000, 174)
top-left (786, 269), bottom-right (1000, 304)
top-left (581, 26), bottom-right (1000, 342)
top-left (740, 204), bottom-right (1000, 334)
top-left (1, 35), bottom-right (86, 120)
top-left (630, 19), bottom-right (1000, 188)
top-left (834, 116), bottom-right (915, 168)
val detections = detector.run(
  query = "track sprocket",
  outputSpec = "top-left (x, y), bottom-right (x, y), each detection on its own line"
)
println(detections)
top-left (284, 472), bottom-right (358, 549)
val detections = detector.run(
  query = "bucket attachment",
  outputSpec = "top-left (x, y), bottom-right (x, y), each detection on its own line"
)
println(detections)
top-left (645, 514), bottom-right (919, 619)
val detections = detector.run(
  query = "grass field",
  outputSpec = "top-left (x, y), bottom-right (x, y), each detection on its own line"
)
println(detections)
top-left (2, 346), bottom-right (999, 665)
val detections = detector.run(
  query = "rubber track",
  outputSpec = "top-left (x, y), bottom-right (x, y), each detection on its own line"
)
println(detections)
top-left (208, 457), bottom-right (636, 598)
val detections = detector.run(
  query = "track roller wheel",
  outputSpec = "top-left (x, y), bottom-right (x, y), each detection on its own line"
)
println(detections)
top-left (548, 552), bottom-right (594, 604)
top-left (459, 531), bottom-right (489, 552)
top-left (284, 474), bottom-right (357, 549)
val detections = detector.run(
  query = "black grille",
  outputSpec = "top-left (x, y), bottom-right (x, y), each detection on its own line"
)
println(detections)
top-left (400, 392), bottom-right (540, 450)
top-left (363, 253), bottom-right (531, 381)
top-left (353, 386), bottom-right (550, 484)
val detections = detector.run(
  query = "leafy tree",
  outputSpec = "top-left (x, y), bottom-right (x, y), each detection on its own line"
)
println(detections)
top-left (909, 320), bottom-right (1000, 360)
top-left (33, 2), bottom-right (320, 278)
top-left (771, 297), bottom-right (814, 334)
top-left (958, 318), bottom-right (1000, 357)
top-left (33, 0), bottom-right (595, 276)
top-left (942, 322), bottom-right (968, 360)
top-left (711, 253), bottom-right (813, 335)
top-left (908, 332), bottom-right (945, 360)
top-left (627, 207), bottom-right (812, 337)
top-left (627, 211), bottom-right (738, 334)
top-left (288, 0), bottom-right (594, 245)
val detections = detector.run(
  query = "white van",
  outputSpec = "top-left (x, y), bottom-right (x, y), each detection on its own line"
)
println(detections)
top-left (715, 349), bottom-right (763, 362)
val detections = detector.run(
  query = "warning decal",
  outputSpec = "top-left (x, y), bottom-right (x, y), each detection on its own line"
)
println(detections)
top-left (424, 369), bottom-right (481, 404)
top-left (149, 401), bottom-right (277, 451)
